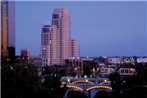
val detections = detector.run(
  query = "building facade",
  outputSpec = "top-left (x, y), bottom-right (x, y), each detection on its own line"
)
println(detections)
top-left (71, 39), bottom-right (80, 58)
top-left (52, 8), bottom-right (72, 64)
top-left (41, 25), bottom-right (52, 66)
top-left (41, 25), bottom-right (60, 66)
top-left (1, 1), bottom-right (15, 58)
top-left (30, 55), bottom-right (42, 67)
top-left (41, 8), bottom-right (80, 66)
top-left (21, 49), bottom-right (30, 63)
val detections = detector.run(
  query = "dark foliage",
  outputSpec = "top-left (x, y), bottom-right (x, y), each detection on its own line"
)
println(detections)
top-left (67, 90), bottom-right (88, 98)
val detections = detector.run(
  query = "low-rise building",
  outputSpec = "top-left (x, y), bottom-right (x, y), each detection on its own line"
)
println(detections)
top-left (30, 55), bottom-right (42, 67)
top-left (21, 49), bottom-right (30, 63)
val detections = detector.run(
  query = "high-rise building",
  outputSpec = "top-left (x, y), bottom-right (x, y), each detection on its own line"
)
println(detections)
top-left (1, 0), bottom-right (8, 57)
top-left (41, 25), bottom-right (60, 66)
top-left (71, 39), bottom-right (80, 58)
top-left (41, 8), bottom-right (80, 66)
top-left (52, 8), bottom-right (72, 64)
top-left (1, 0), bottom-right (15, 58)
top-left (41, 25), bottom-right (52, 66)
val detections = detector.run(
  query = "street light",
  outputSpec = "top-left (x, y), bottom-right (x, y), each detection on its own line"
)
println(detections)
top-left (67, 78), bottom-right (70, 83)
top-left (75, 67), bottom-right (77, 71)
top-left (86, 79), bottom-right (88, 82)
top-left (104, 80), bottom-right (107, 82)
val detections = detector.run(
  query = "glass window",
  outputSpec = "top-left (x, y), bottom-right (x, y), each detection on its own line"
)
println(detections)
top-left (53, 14), bottom-right (59, 19)
top-left (125, 69), bottom-right (128, 73)
top-left (121, 69), bottom-right (124, 73)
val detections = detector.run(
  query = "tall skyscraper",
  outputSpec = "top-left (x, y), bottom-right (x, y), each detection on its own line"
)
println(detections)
top-left (41, 25), bottom-right (60, 66)
top-left (41, 25), bottom-right (52, 66)
top-left (1, 0), bottom-right (15, 58)
top-left (52, 8), bottom-right (72, 64)
top-left (1, 0), bottom-right (8, 57)
top-left (41, 8), bottom-right (80, 66)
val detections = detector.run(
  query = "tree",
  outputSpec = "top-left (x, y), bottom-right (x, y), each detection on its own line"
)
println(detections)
top-left (2, 63), bottom-right (42, 98)
top-left (109, 72), bottom-right (121, 98)
top-left (109, 72), bottom-right (121, 91)
top-left (67, 90), bottom-right (88, 98)
top-left (41, 66), bottom-right (66, 97)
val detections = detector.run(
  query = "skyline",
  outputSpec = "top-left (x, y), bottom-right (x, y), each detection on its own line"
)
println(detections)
top-left (16, 1), bottom-right (147, 56)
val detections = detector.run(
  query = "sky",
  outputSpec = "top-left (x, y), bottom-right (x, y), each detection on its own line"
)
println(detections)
top-left (15, 1), bottom-right (147, 57)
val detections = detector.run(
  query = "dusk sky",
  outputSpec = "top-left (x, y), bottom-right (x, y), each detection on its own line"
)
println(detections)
top-left (16, 1), bottom-right (147, 57)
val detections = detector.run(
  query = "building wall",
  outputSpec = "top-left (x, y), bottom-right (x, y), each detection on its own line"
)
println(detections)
top-left (8, 1), bottom-right (15, 48)
top-left (30, 55), bottom-right (41, 66)
top-left (41, 8), bottom-right (80, 66)
top-left (52, 8), bottom-right (72, 65)
top-left (21, 49), bottom-right (30, 63)
top-left (1, 1), bottom-right (15, 58)
top-left (1, 1), bottom-right (8, 57)
top-left (71, 39), bottom-right (80, 58)
top-left (50, 25), bottom-right (60, 65)
top-left (41, 25), bottom-right (51, 66)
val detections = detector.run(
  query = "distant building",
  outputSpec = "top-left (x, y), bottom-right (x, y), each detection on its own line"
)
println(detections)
top-left (118, 68), bottom-right (136, 76)
top-left (21, 49), bottom-right (30, 63)
top-left (71, 40), bottom-right (80, 58)
top-left (41, 25), bottom-right (59, 66)
top-left (123, 57), bottom-right (136, 64)
top-left (106, 57), bottom-right (123, 64)
top-left (137, 57), bottom-right (147, 63)
top-left (41, 8), bottom-right (80, 66)
top-left (52, 8), bottom-right (72, 65)
top-left (1, 1), bottom-right (15, 58)
top-left (99, 68), bottom-right (115, 76)
top-left (64, 57), bottom-right (94, 75)
top-left (30, 55), bottom-right (41, 66)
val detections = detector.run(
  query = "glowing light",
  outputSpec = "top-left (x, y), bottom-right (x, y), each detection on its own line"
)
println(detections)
top-left (42, 47), bottom-right (46, 50)
top-left (62, 82), bottom-right (66, 85)
top-left (99, 80), bottom-right (111, 85)
top-left (10, 66), bottom-right (13, 70)
top-left (67, 78), bottom-right (70, 82)
top-left (87, 86), bottom-right (112, 91)
top-left (93, 68), bottom-right (95, 72)
top-left (67, 85), bottom-right (83, 91)
top-left (71, 80), bottom-right (94, 84)
top-left (86, 79), bottom-right (88, 82)
top-left (84, 75), bottom-right (87, 78)
top-left (75, 67), bottom-right (77, 71)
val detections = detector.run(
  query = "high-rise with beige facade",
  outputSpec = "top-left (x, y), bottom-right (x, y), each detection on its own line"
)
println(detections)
top-left (41, 25), bottom-right (60, 65)
top-left (71, 39), bottom-right (80, 58)
top-left (41, 8), bottom-right (80, 66)
top-left (52, 8), bottom-right (72, 64)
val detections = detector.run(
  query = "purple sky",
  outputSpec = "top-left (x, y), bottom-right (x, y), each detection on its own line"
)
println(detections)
top-left (16, 1), bottom-right (147, 56)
